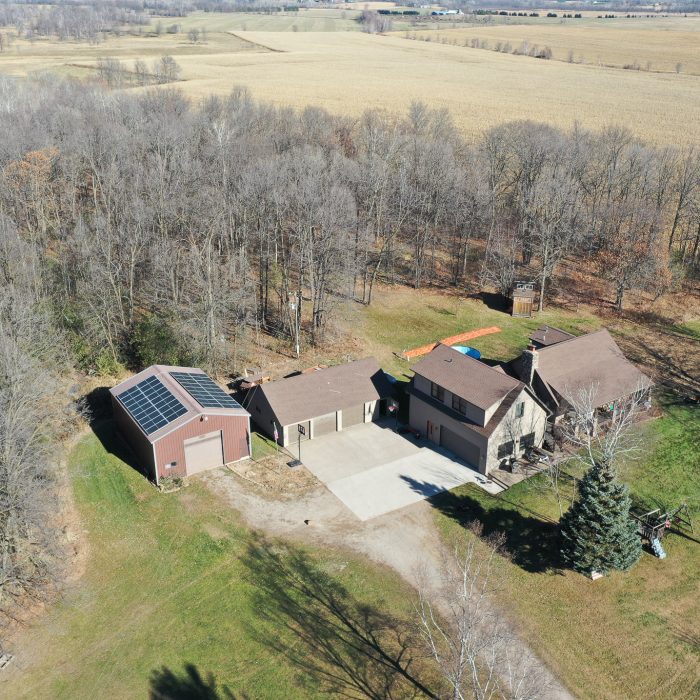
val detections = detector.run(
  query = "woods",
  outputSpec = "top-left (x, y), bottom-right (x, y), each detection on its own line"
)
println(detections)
top-left (0, 79), bottom-right (697, 379)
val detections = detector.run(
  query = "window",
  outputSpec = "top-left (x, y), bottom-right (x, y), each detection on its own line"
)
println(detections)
top-left (497, 441), bottom-right (514, 459)
top-left (515, 401), bottom-right (525, 418)
top-left (452, 395), bottom-right (469, 416)
top-left (431, 382), bottom-right (445, 402)
top-left (519, 432), bottom-right (536, 450)
top-left (166, 461), bottom-right (177, 469)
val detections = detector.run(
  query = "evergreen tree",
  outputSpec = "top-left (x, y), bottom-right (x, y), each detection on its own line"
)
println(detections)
top-left (560, 460), bottom-right (642, 575)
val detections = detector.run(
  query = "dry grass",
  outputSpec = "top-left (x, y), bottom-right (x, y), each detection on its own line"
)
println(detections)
top-left (407, 17), bottom-right (700, 75)
top-left (1, 12), bottom-right (699, 145)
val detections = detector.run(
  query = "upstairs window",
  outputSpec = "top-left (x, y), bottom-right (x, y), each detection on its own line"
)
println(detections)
top-left (431, 382), bottom-right (445, 402)
top-left (452, 395), bottom-right (469, 416)
top-left (515, 401), bottom-right (525, 418)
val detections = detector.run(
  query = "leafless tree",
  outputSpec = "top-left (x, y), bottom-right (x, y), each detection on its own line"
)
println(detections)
top-left (416, 527), bottom-right (547, 700)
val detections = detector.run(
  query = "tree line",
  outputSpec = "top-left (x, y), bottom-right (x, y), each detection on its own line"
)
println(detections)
top-left (0, 79), bottom-right (697, 378)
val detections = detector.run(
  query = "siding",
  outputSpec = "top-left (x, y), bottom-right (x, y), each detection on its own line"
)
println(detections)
top-left (111, 396), bottom-right (155, 479)
top-left (413, 374), bottom-right (487, 426)
top-left (409, 394), bottom-right (489, 474)
top-left (247, 387), bottom-right (282, 444)
top-left (485, 389), bottom-right (547, 473)
top-left (154, 414), bottom-right (250, 479)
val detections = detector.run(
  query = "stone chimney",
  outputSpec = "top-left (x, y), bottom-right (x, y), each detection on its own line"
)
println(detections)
top-left (520, 344), bottom-right (539, 386)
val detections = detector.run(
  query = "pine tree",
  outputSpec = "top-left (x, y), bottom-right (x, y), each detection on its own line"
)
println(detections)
top-left (560, 460), bottom-right (642, 575)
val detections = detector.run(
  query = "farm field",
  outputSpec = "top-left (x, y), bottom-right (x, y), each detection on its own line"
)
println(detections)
top-left (405, 18), bottom-right (700, 75)
top-left (0, 422), bottom-right (422, 699)
top-left (1, 11), bottom-right (699, 145)
top-left (432, 400), bottom-right (700, 700)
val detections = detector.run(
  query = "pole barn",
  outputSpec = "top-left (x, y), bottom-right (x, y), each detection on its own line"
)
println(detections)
top-left (110, 365), bottom-right (251, 485)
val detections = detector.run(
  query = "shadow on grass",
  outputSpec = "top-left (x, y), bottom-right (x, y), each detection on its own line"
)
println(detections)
top-left (241, 534), bottom-right (437, 700)
top-left (149, 664), bottom-right (241, 699)
top-left (402, 477), bottom-right (562, 574)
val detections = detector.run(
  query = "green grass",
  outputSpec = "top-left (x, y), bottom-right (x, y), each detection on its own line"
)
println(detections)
top-left (251, 431), bottom-right (280, 460)
top-left (7, 422), bottom-right (423, 699)
top-left (673, 319), bottom-right (700, 342)
top-left (360, 286), bottom-right (601, 375)
top-left (431, 404), bottom-right (700, 700)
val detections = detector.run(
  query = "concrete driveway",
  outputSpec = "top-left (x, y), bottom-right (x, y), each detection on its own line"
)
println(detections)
top-left (294, 421), bottom-right (501, 521)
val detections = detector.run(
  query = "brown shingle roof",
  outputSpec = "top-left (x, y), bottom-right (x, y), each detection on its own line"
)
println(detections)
top-left (529, 325), bottom-right (575, 347)
top-left (411, 344), bottom-right (521, 411)
top-left (535, 329), bottom-right (652, 407)
top-left (253, 357), bottom-right (393, 427)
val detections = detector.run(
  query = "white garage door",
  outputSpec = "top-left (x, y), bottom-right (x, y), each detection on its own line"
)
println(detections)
top-left (184, 430), bottom-right (224, 475)
top-left (342, 404), bottom-right (365, 428)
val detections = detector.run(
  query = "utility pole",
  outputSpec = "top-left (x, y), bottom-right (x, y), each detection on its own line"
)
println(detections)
top-left (290, 290), bottom-right (301, 358)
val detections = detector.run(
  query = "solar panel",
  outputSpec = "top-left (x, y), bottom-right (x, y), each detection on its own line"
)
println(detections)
top-left (169, 371), bottom-right (241, 409)
top-left (118, 375), bottom-right (188, 435)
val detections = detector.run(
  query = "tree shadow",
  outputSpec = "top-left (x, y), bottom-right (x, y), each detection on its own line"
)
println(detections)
top-left (240, 534), bottom-right (437, 700)
top-left (149, 664), bottom-right (241, 699)
top-left (401, 476), bottom-right (562, 574)
top-left (476, 291), bottom-right (510, 313)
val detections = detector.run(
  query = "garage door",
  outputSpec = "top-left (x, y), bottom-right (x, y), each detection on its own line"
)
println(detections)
top-left (313, 412), bottom-right (337, 438)
top-left (440, 426), bottom-right (481, 468)
top-left (184, 430), bottom-right (224, 475)
top-left (342, 404), bottom-right (365, 429)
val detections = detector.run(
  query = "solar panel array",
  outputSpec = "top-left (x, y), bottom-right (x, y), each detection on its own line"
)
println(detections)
top-left (170, 371), bottom-right (241, 409)
top-left (118, 375), bottom-right (188, 435)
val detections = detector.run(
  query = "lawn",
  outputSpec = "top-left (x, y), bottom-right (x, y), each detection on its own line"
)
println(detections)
top-left (430, 402), bottom-right (700, 700)
top-left (358, 285), bottom-right (601, 376)
top-left (4, 421), bottom-right (426, 699)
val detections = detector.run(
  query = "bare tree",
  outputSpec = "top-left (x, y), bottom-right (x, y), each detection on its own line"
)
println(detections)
top-left (560, 381), bottom-right (651, 469)
top-left (416, 527), bottom-right (547, 700)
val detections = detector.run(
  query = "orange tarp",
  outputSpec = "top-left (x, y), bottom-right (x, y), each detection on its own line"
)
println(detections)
top-left (401, 326), bottom-right (501, 360)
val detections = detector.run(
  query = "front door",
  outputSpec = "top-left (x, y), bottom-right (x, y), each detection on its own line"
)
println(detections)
top-left (426, 420), bottom-right (439, 443)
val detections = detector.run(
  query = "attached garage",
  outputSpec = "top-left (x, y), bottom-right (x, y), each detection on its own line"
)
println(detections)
top-left (313, 412), bottom-right (337, 438)
top-left (440, 426), bottom-right (481, 468)
top-left (246, 357), bottom-right (395, 449)
top-left (341, 404), bottom-right (365, 429)
top-left (110, 365), bottom-right (251, 485)
top-left (184, 431), bottom-right (225, 474)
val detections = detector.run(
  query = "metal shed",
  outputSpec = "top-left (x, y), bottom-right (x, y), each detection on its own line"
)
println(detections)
top-left (110, 365), bottom-right (251, 485)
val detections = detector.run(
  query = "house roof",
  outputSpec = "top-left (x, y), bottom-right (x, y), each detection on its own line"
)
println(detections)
top-left (250, 357), bottom-right (394, 427)
top-left (411, 344), bottom-right (521, 411)
top-left (110, 365), bottom-right (249, 443)
top-left (529, 325), bottom-right (575, 347)
top-left (534, 329), bottom-right (652, 407)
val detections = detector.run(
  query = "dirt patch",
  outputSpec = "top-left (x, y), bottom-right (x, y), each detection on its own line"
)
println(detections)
top-left (202, 523), bottom-right (229, 540)
top-left (227, 453), bottom-right (318, 499)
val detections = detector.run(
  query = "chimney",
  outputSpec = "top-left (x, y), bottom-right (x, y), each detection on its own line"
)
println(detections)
top-left (520, 344), bottom-right (539, 386)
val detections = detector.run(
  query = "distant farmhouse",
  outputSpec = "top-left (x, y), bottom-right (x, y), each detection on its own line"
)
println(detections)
top-left (246, 357), bottom-right (395, 448)
top-left (110, 365), bottom-right (251, 485)
top-left (408, 344), bottom-right (548, 474)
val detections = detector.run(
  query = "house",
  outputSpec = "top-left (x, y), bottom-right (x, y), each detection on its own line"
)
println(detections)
top-left (513, 329), bottom-right (652, 419)
top-left (245, 357), bottom-right (395, 448)
top-left (408, 344), bottom-right (549, 474)
top-left (110, 365), bottom-right (251, 485)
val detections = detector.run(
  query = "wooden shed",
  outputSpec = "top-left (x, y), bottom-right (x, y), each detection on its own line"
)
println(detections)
top-left (110, 365), bottom-right (251, 485)
top-left (511, 282), bottom-right (536, 317)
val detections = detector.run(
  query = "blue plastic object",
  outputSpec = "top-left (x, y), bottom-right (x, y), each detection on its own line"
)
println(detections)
top-left (452, 346), bottom-right (482, 359)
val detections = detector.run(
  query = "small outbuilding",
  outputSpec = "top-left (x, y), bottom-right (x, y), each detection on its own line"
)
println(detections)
top-left (245, 357), bottom-right (395, 448)
top-left (511, 281), bottom-right (536, 317)
top-left (110, 365), bottom-right (251, 485)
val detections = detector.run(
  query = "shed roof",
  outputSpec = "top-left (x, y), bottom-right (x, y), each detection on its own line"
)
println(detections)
top-left (534, 329), bottom-right (652, 407)
top-left (250, 357), bottom-right (394, 427)
top-left (110, 365), bottom-right (249, 443)
top-left (529, 325), bottom-right (575, 347)
top-left (411, 344), bottom-right (521, 411)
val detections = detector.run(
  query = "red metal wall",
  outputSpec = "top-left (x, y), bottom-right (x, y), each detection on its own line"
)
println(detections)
top-left (154, 414), bottom-right (250, 479)
top-left (111, 396), bottom-right (156, 479)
